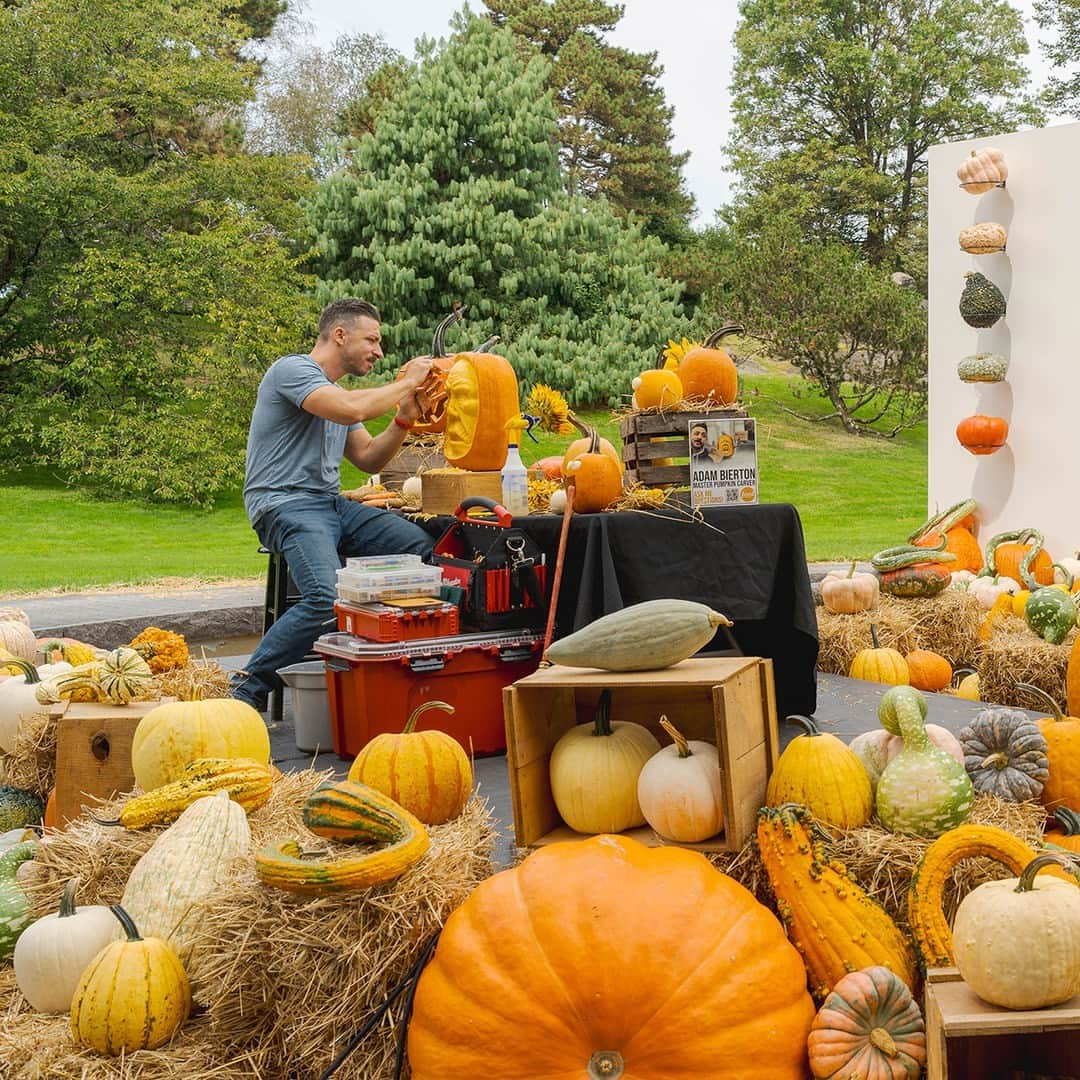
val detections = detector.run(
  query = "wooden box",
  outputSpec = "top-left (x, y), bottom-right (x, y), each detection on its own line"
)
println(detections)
top-left (924, 967), bottom-right (1080, 1080)
top-left (54, 698), bottom-right (170, 826)
top-left (503, 656), bottom-right (779, 852)
top-left (620, 408), bottom-right (748, 488)
top-left (379, 439), bottom-right (447, 492)
top-left (421, 470), bottom-right (503, 515)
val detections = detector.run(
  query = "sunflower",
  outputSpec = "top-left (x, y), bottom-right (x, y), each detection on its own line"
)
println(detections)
top-left (526, 384), bottom-right (575, 435)
top-left (661, 337), bottom-right (701, 371)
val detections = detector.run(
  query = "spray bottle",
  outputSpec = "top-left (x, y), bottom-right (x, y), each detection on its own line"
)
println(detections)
top-left (501, 416), bottom-right (531, 517)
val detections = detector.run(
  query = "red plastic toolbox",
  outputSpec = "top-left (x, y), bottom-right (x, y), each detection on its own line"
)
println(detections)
top-left (333, 599), bottom-right (459, 642)
top-left (314, 629), bottom-right (544, 758)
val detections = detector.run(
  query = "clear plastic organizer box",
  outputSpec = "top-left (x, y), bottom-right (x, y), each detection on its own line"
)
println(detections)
top-left (336, 562), bottom-right (445, 604)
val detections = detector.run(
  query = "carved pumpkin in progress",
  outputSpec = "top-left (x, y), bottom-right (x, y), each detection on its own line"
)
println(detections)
top-left (442, 350), bottom-right (520, 472)
top-left (398, 308), bottom-right (468, 435)
top-left (408, 834), bottom-right (816, 1079)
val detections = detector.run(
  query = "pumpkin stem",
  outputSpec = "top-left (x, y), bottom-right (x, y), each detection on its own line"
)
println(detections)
top-left (909, 498), bottom-right (978, 545)
top-left (108, 903), bottom-right (143, 942)
top-left (592, 690), bottom-right (614, 737)
top-left (870, 624), bottom-right (881, 650)
top-left (659, 716), bottom-right (692, 757)
top-left (868, 1027), bottom-right (899, 1057)
top-left (702, 323), bottom-right (745, 349)
top-left (845, 561), bottom-right (856, 579)
top-left (1053, 807), bottom-right (1080, 837)
top-left (567, 411), bottom-right (590, 440)
top-left (402, 701), bottom-right (455, 734)
top-left (58, 877), bottom-right (81, 918)
top-left (1016, 852), bottom-right (1072, 893)
top-left (4, 658), bottom-right (40, 685)
top-left (784, 714), bottom-right (821, 738)
top-left (587, 1051), bottom-right (625, 1079)
top-left (432, 306), bottom-right (468, 357)
top-left (980, 751), bottom-right (1010, 772)
top-left (1016, 682), bottom-right (1064, 721)
top-left (473, 334), bottom-right (499, 353)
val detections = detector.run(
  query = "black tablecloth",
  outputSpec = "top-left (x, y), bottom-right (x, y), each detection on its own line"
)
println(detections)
top-left (417, 503), bottom-right (818, 717)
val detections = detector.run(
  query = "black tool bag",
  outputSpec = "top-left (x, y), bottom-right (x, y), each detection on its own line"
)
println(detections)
top-left (432, 497), bottom-right (548, 631)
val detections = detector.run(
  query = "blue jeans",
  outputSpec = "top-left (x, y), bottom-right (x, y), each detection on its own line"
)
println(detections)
top-left (231, 494), bottom-right (434, 711)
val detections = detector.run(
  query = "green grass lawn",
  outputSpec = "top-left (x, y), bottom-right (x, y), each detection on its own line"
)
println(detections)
top-left (0, 374), bottom-right (927, 593)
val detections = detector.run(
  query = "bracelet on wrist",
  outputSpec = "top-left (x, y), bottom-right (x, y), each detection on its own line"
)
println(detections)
top-left (393, 415), bottom-right (413, 431)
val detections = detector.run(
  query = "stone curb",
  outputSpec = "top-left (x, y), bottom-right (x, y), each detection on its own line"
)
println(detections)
top-left (33, 606), bottom-right (264, 649)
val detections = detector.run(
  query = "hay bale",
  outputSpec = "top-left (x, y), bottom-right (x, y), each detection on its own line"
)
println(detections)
top-left (0, 707), bottom-right (59, 797)
top-left (7, 769), bottom-right (497, 1079)
top-left (816, 590), bottom-right (983, 675)
top-left (976, 621), bottom-right (1073, 710)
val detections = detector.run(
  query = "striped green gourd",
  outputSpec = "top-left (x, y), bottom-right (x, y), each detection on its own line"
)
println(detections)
top-left (1025, 586), bottom-right (1080, 645)
top-left (0, 840), bottom-right (37, 961)
top-left (876, 686), bottom-right (974, 838)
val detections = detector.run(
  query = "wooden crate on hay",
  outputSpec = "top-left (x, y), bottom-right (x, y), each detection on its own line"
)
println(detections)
top-left (924, 967), bottom-right (1080, 1079)
top-left (620, 407), bottom-right (748, 488)
top-left (504, 656), bottom-right (779, 853)
top-left (421, 469), bottom-right (503, 515)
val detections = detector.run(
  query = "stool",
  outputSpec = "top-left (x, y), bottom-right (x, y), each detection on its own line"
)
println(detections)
top-left (260, 548), bottom-right (303, 726)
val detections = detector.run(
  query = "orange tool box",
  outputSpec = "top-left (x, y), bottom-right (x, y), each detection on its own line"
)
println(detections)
top-left (333, 599), bottom-right (459, 642)
top-left (314, 629), bottom-right (544, 758)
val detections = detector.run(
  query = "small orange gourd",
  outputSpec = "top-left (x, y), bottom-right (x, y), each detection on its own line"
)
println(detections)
top-left (904, 650), bottom-right (952, 692)
top-left (677, 323), bottom-right (744, 405)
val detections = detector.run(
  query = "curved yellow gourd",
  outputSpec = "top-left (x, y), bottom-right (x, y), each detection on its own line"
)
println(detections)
top-left (757, 804), bottom-right (918, 999)
top-left (906, 823), bottom-right (1076, 969)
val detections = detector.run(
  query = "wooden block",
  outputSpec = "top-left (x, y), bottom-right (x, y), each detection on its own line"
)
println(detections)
top-left (54, 698), bottom-right (170, 826)
top-left (421, 470), bottom-right (503, 515)
top-left (925, 967), bottom-right (1080, 1080)
top-left (503, 656), bottom-right (779, 852)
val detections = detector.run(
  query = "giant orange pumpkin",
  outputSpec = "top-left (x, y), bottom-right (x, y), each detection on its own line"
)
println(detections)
top-left (676, 323), bottom-right (744, 405)
top-left (442, 350), bottom-right (520, 472)
top-left (407, 834), bottom-right (816, 1078)
top-left (956, 414), bottom-right (1008, 456)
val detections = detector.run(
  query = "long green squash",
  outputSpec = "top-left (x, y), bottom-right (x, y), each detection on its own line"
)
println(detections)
top-left (544, 599), bottom-right (732, 671)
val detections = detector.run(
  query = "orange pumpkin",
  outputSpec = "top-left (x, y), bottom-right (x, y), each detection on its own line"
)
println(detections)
top-left (989, 529), bottom-right (1055, 588)
top-left (442, 350), bottom-right (520, 472)
top-left (905, 649), bottom-right (953, 692)
top-left (407, 834), bottom-right (816, 1078)
top-left (914, 526), bottom-right (983, 574)
top-left (1017, 683), bottom-right (1080, 812)
top-left (563, 426), bottom-right (624, 513)
top-left (43, 788), bottom-right (57, 830)
top-left (1044, 807), bottom-right (1080, 854)
top-left (955, 414), bottom-right (1008, 455)
top-left (528, 456), bottom-right (564, 480)
top-left (677, 323), bottom-right (744, 405)
top-left (563, 415), bottom-right (621, 474)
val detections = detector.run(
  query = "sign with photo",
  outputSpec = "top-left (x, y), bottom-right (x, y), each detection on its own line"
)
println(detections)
top-left (688, 417), bottom-right (758, 508)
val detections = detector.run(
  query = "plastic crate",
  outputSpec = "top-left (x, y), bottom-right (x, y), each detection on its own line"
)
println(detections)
top-left (335, 563), bottom-right (445, 604)
top-left (314, 629), bottom-right (544, 757)
top-left (333, 599), bottom-right (459, 642)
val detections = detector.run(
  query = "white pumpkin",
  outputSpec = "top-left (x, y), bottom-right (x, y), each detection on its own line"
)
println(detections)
top-left (953, 853), bottom-right (1080, 1010)
top-left (0, 660), bottom-right (72, 753)
top-left (549, 487), bottom-right (568, 514)
top-left (13, 878), bottom-right (118, 1013)
top-left (0, 620), bottom-right (36, 662)
top-left (549, 690), bottom-right (659, 834)
top-left (637, 718), bottom-right (724, 842)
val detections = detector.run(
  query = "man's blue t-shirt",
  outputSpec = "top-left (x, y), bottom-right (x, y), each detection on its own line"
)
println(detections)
top-left (242, 354), bottom-right (365, 526)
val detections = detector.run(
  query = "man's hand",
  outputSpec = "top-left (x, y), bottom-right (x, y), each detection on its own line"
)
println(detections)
top-left (395, 391), bottom-right (422, 425)
top-left (399, 356), bottom-right (434, 389)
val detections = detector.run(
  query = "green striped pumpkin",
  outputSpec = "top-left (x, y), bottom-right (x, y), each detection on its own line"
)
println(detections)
top-left (0, 840), bottom-right (37, 962)
top-left (1025, 586), bottom-right (1079, 645)
top-left (97, 647), bottom-right (153, 704)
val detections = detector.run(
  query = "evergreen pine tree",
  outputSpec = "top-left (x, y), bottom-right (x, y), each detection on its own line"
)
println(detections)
top-left (308, 12), bottom-right (686, 407)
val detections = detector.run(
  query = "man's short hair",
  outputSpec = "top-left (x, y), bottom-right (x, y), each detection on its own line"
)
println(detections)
top-left (691, 423), bottom-right (708, 435)
top-left (317, 298), bottom-right (381, 339)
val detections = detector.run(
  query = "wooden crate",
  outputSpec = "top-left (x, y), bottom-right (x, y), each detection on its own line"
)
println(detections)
top-left (379, 439), bottom-right (447, 492)
top-left (54, 698), bottom-right (170, 826)
top-left (503, 656), bottom-right (779, 852)
top-left (924, 967), bottom-right (1080, 1080)
top-left (421, 470), bottom-right (503, 515)
top-left (620, 408), bottom-right (748, 487)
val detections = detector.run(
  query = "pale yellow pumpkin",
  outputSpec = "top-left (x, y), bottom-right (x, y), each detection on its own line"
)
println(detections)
top-left (549, 690), bottom-right (660, 834)
top-left (131, 694), bottom-right (271, 792)
top-left (820, 563), bottom-right (879, 614)
top-left (956, 147), bottom-right (1008, 193)
top-left (0, 620), bottom-right (36, 662)
top-left (636, 717), bottom-right (724, 842)
top-left (958, 221), bottom-right (1007, 254)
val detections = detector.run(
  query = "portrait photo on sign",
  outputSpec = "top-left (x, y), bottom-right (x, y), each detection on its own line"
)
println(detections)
top-left (689, 417), bottom-right (758, 508)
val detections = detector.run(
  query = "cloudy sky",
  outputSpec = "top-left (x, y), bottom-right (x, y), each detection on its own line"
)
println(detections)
top-left (295, 0), bottom-right (1056, 227)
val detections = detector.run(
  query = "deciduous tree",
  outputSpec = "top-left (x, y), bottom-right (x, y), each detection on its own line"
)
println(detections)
top-left (1035, 0), bottom-right (1080, 115)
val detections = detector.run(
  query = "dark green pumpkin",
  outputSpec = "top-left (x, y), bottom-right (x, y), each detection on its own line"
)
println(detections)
top-left (0, 787), bottom-right (45, 833)
top-left (959, 271), bottom-right (1006, 328)
top-left (958, 708), bottom-right (1049, 801)
top-left (878, 563), bottom-right (952, 598)
top-left (1025, 587), bottom-right (1079, 645)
